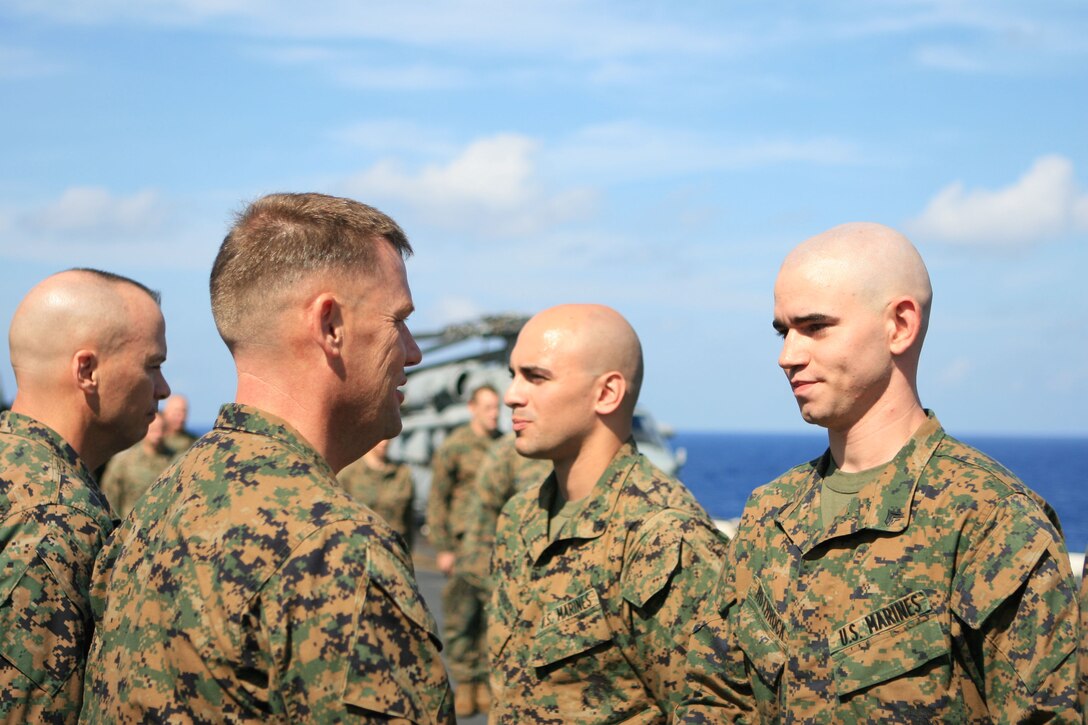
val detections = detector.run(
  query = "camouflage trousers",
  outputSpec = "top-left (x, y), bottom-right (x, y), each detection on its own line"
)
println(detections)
top-left (441, 574), bottom-right (487, 683)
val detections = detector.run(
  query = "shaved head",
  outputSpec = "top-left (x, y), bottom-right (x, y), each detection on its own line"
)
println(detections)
top-left (773, 222), bottom-right (932, 442)
top-left (8, 268), bottom-right (170, 469)
top-left (520, 304), bottom-right (644, 412)
top-left (10, 269), bottom-right (160, 384)
top-left (506, 303), bottom-right (644, 485)
top-left (779, 222), bottom-right (932, 342)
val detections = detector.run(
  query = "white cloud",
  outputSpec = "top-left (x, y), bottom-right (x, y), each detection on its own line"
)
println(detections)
top-left (914, 45), bottom-right (992, 73)
top-left (25, 187), bottom-right (165, 235)
top-left (937, 356), bottom-right (973, 386)
top-left (551, 122), bottom-right (864, 181)
top-left (908, 155), bottom-right (1088, 246)
top-left (331, 120), bottom-right (456, 157)
top-left (342, 134), bottom-right (597, 237)
top-left (0, 44), bottom-right (66, 78)
top-left (0, 187), bottom-right (216, 269)
top-left (422, 296), bottom-right (486, 329)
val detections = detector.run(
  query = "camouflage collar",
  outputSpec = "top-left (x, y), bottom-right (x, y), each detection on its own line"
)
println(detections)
top-left (0, 409), bottom-right (95, 482)
top-left (212, 403), bottom-right (335, 480)
top-left (523, 438), bottom-right (640, 562)
top-left (775, 412), bottom-right (946, 555)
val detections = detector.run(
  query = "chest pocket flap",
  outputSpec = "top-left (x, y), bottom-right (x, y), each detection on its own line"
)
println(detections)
top-left (530, 587), bottom-right (613, 668)
top-left (829, 591), bottom-right (948, 697)
top-left (0, 541), bottom-right (87, 696)
top-left (343, 545), bottom-right (446, 724)
top-left (621, 521), bottom-right (683, 609)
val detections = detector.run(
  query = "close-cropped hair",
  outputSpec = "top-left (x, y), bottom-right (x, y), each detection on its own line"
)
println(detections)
top-left (67, 267), bottom-right (162, 305)
top-left (209, 192), bottom-right (412, 348)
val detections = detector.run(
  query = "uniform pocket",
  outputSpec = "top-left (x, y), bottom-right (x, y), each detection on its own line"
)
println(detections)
top-left (0, 547), bottom-right (86, 695)
top-left (735, 589), bottom-right (787, 689)
top-left (342, 546), bottom-right (449, 723)
top-left (530, 587), bottom-right (613, 669)
top-left (829, 591), bottom-right (948, 697)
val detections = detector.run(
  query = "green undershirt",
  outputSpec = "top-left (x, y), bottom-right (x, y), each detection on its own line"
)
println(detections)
top-left (821, 457), bottom-right (884, 529)
top-left (548, 489), bottom-right (585, 542)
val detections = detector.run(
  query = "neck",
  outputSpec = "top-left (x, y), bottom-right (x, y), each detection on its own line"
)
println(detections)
top-left (10, 394), bottom-right (102, 469)
top-left (829, 397), bottom-right (927, 472)
top-left (235, 370), bottom-right (337, 468)
top-left (553, 428), bottom-right (625, 502)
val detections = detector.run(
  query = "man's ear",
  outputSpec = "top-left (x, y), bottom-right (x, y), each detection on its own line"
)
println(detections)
top-left (309, 293), bottom-right (345, 358)
top-left (887, 296), bottom-right (924, 356)
top-left (594, 371), bottom-right (627, 416)
top-left (73, 349), bottom-right (98, 393)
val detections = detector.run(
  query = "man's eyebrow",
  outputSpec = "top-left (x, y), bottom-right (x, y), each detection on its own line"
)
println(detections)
top-left (775, 313), bottom-right (835, 328)
top-left (513, 364), bottom-right (551, 377)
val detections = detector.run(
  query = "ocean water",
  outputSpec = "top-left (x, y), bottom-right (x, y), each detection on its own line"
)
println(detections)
top-left (675, 431), bottom-right (1088, 557)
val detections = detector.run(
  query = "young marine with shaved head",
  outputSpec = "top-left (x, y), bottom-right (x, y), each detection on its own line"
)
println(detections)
top-left (0, 269), bottom-right (170, 722)
top-left (488, 304), bottom-right (728, 723)
top-left (680, 223), bottom-right (1079, 721)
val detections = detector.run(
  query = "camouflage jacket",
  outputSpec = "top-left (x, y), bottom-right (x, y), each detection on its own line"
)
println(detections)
top-left (456, 433), bottom-right (551, 589)
top-left (81, 404), bottom-right (453, 724)
top-left (679, 412), bottom-right (1079, 723)
top-left (488, 439), bottom-right (729, 723)
top-left (98, 443), bottom-right (174, 519)
top-left (425, 424), bottom-right (499, 553)
top-left (337, 457), bottom-right (416, 551)
top-left (1079, 553), bottom-right (1087, 714)
top-left (0, 411), bottom-right (114, 723)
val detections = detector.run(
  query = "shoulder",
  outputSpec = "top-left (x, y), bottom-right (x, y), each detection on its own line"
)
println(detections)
top-left (174, 427), bottom-right (402, 555)
top-left (929, 435), bottom-right (1037, 500)
top-left (0, 430), bottom-right (111, 523)
top-left (744, 458), bottom-right (820, 514)
top-left (618, 453), bottom-right (713, 521)
top-left (496, 479), bottom-right (546, 531)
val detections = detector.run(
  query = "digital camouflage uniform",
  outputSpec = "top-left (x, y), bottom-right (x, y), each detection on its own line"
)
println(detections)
top-left (0, 411), bottom-right (114, 723)
top-left (679, 412), bottom-right (1079, 723)
top-left (488, 439), bottom-right (729, 723)
top-left (425, 423), bottom-right (500, 686)
top-left (1079, 552), bottom-right (1087, 714)
top-left (337, 455), bottom-right (416, 551)
top-left (98, 442), bottom-right (174, 519)
top-left (456, 433), bottom-right (552, 590)
top-left (82, 404), bottom-right (453, 723)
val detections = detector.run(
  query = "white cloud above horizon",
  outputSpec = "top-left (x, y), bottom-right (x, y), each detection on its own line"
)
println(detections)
top-left (0, 187), bottom-right (219, 268)
top-left (908, 155), bottom-right (1088, 246)
top-left (342, 134), bottom-right (597, 237)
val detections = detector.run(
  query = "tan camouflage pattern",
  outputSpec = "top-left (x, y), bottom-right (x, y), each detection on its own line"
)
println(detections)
top-left (98, 443), bottom-right (175, 519)
top-left (425, 424), bottom-right (499, 553)
top-left (488, 439), bottom-right (729, 723)
top-left (0, 411), bottom-right (114, 723)
top-left (82, 404), bottom-right (453, 723)
top-left (679, 412), bottom-right (1079, 723)
top-left (457, 433), bottom-right (552, 590)
top-left (337, 456), bottom-right (416, 550)
top-left (1079, 552), bottom-right (1087, 714)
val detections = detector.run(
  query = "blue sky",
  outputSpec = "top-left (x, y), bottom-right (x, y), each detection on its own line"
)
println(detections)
top-left (1, 0), bottom-right (1085, 435)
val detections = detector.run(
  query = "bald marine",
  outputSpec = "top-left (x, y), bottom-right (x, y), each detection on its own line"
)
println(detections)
top-left (679, 222), bottom-right (1078, 722)
top-left (1, 268), bottom-right (170, 721)
top-left (488, 303), bottom-right (727, 722)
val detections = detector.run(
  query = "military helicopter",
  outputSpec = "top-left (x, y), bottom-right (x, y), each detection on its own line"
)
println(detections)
top-left (387, 314), bottom-right (686, 517)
